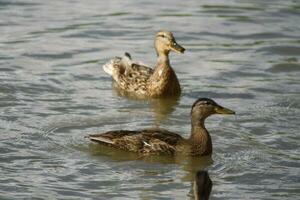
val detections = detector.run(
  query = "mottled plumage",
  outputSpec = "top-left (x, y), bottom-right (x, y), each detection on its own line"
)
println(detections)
top-left (87, 98), bottom-right (235, 156)
top-left (102, 30), bottom-right (185, 98)
top-left (89, 128), bottom-right (182, 155)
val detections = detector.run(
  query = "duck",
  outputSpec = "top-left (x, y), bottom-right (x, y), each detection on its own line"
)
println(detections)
top-left (102, 30), bottom-right (185, 98)
top-left (194, 170), bottom-right (212, 200)
top-left (86, 98), bottom-right (235, 156)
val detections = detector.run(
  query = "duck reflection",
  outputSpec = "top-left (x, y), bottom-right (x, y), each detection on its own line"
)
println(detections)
top-left (113, 85), bottom-right (180, 123)
top-left (87, 143), bottom-right (213, 199)
top-left (87, 142), bottom-right (212, 167)
top-left (150, 96), bottom-right (180, 123)
top-left (192, 170), bottom-right (212, 200)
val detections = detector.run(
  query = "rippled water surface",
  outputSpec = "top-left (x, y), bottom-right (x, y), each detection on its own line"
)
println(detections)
top-left (1, 0), bottom-right (300, 199)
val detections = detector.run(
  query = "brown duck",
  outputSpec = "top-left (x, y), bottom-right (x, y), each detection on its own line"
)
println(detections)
top-left (87, 98), bottom-right (235, 156)
top-left (102, 30), bottom-right (185, 98)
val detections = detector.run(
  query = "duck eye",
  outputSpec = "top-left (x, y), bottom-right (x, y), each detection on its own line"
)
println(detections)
top-left (204, 101), bottom-right (212, 105)
top-left (159, 33), bottom-right (168, 38)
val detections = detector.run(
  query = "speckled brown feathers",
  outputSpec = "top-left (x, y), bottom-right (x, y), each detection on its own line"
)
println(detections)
top-left (88, 128), bottom-right (184, 155)
top-left (102, 30), bottom-right (185, 98)
top-left (115, 64), bottom-right (153, 95)
top-left (87, 98), bottom-right (235, 156)
top-left (147, 61), bottom-right (181, 98)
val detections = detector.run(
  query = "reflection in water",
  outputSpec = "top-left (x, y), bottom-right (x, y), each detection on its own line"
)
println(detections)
top-left (191, 171), bottom-right (212, 200)
top-left (88, 143), bottom-right (213, 199)
top-left (150, 97), bottom-right (180, 124)
top-left (88, 142), bottom-right (212, 174)
top-left (113, 83), bottom-right (180, 123)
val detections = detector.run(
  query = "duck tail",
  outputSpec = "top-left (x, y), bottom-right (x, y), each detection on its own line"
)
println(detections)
top-left (102, 59), bottom-right (116, 76)
top-left (121, 52), bottom-right (132, 67)
top-left (87, 135), bottom-right (114, 145)
top-left (124, 52), bottom-right (132, 59)
top-left (102, 52), bottom-right (132, 76)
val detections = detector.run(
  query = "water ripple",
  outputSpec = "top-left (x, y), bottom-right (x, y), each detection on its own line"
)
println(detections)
top-left (1, 0), bottom-right (299, 199)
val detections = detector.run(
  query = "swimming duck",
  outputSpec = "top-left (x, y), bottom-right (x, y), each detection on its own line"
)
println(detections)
top-left (103, 30), bottom-right (185, 98)
top-left (194, 170), bottom-right (212, 200)
top-left (87, 98), bottom-right (235, 156)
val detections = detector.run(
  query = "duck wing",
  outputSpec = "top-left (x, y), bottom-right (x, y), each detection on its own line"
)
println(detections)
top-left (103, 53), bottom-right (154, 94)
top-left (87, 128), bottom-right (184, 155)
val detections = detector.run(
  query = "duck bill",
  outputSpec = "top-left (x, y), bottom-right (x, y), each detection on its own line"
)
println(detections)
top-left (215, 106), bottom-right (235, 115)
top-left (170, 41), bottom-right (185, 54)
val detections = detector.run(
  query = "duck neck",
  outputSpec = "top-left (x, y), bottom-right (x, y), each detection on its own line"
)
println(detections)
top-left (147, 49), bottom-right (180, 97)
top-left (191, 118), bottom-right (207, 138)
top-left (156, 51), bottom-right (170, 69)
top-left (190, 117), bottom-right (212, 155)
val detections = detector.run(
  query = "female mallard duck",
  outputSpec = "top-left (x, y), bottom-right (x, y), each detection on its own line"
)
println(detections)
top-left (103, 30), bottom-right (185, 98)
top-left (87, 98), bottom-right (235, 156)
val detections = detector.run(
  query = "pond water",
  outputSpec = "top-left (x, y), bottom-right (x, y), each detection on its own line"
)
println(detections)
top-left (0, 0), bottom-right (299, 199)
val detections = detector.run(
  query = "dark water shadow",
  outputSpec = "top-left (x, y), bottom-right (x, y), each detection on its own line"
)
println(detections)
top-left (267, 63), bottom-right (300, 73)
top-left (189, 171), bottom-right (212, 200)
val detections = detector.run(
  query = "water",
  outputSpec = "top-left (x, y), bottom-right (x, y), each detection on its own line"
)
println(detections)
top-left (1, 0), bottom-right (299, 199)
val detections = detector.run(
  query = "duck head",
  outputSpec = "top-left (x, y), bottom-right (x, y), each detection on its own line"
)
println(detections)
top-left (155, 30), bottom-right (185, 56)
top-left (191, 98), bottom-right (235, 122)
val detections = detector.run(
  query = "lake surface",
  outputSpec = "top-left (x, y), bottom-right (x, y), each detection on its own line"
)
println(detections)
top-left (1, 0), bottom-right (299, 199)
